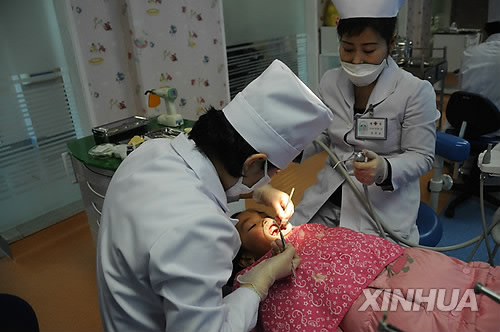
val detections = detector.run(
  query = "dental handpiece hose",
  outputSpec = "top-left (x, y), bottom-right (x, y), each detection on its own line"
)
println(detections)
top-left (474, 282), bottom-right (500, 304)
top-left (356, 153), bottom-right (388, 240)
top-left (314, 139), bottom-right (500, 252)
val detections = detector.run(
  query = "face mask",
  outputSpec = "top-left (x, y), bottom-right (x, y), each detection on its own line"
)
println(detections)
top-left (225, 160), bottom-right (271, 199)
top-left (341, 60), bottom-right (386, 87)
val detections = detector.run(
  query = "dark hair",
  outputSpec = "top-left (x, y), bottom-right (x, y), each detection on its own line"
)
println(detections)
top-left (337, 17), bottom-right (398, 48)
top-left (223, 211), bottom-right (245, 296)
top-left (485, 21), bottom-right (500, 37)
top-left (189, 107), bottom-right (258, 177)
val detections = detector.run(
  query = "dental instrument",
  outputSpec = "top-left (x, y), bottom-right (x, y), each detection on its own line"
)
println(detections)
top-left (314, 138), bottom-right (500, 253)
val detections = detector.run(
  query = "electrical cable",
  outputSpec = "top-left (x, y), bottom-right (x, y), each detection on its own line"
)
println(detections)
top-left (314, 138), bottom-right (500, 253)
top-left (467, 174), bottom-right (495, 264)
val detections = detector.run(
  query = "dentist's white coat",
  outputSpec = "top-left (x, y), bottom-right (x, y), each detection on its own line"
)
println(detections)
top-left (291, 57), bottom-right (440, 243)
top-left (97, 134), bottom-right (259, 332)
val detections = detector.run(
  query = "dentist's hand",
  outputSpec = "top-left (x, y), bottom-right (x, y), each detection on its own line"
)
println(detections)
top-left (253, 184), bottom-right (294, 227)
top-left (353, 150), bottom-right (387, 185)
top-left (237, 243), bottom-right (301, 300)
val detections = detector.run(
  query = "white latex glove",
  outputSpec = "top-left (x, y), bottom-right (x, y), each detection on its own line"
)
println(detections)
top-left (353, 149), bottom-right (387, 185)
top-left (237, 243), bottom-right (300, 300)
top-left (252, 184), bottom-right (294, 227)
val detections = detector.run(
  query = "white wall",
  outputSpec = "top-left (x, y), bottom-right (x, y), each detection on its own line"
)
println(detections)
top-left (0, 2), bottom-right (58, 75)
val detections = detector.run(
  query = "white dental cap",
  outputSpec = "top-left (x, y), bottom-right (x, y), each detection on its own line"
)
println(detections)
top-left (332, 0), bottom-right (406, 19)
top-left (223, 60), bottom-right (332, 169)
top-left (488, 0), bottom-right (500, 23)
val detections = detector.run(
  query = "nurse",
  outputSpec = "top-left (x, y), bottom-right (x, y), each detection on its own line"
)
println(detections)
top-left (96, 60), bottom-right (332, 332)
top-left (292, 0), bottom-right (440, 243)
top-left (459, 0), bottom-right (500, 137)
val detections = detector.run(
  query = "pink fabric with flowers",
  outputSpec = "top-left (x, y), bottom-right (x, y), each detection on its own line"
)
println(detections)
top-left (234, 224), bottom-right (404, 332)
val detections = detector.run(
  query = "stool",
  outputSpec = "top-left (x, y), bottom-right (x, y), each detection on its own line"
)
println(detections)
top-left (416, 202), bottom-right (443, 247)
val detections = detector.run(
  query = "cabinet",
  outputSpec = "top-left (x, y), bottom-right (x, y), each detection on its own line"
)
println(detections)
top-left (432, 31), bottom-right (481, 72)
top-left (66, 119), bottom-right (204, 244)
top-left (70, 155), bottom-right (113, 243)
top-left (400, 47), bottom-right (447, 128)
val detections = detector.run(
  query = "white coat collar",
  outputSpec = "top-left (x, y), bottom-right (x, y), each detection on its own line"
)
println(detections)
top-left (170, 133), bottom-right (231, 216)
top-left (336, 56), bottom-right (401, 111)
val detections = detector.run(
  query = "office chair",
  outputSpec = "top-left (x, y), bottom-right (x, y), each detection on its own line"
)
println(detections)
top-left (443, 91), bottom-right (500, 218)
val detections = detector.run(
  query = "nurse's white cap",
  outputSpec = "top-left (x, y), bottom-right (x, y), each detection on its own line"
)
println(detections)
top-left (488, 0), bottom-right (500, 23)
top-left (222, 60), bottom-right (332, 170)
top-left (332, 0), bottom-right (406, 19)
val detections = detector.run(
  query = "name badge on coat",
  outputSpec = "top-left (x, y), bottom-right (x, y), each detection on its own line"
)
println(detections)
top-left (355, 117), bottom-right (387, 140)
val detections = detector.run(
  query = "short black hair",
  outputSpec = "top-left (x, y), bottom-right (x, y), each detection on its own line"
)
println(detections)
top-left (485, 21), bottom-right (500, 37)
top-left (337, 17), bottom-right (398, 48)
top-left (189, 107), bottom-right (258, 178)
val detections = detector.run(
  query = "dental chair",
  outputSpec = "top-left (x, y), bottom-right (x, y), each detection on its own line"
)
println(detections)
top-left (442, 91), bottom-right (500, 218)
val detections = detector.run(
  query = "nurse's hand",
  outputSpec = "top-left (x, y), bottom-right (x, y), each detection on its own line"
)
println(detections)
top-left (237, 243), bottom-right (300, 300)
top-left (253, 184), bottom-right (294, 227)
top-left (353, 150), bottom-right (387, 185)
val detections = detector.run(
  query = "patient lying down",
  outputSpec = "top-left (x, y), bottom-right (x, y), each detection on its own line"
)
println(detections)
top-left (232, 209), bottom-right (500, 332)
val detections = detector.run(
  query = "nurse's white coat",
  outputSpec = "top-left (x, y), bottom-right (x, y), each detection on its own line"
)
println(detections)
top-left (97, 134), bottom-right (259, 332)
top-left (292, 57), bottom-right (440, 243)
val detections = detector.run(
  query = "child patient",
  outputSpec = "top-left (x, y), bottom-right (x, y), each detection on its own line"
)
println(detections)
top-left (232, 209), bottom-right (500, 332)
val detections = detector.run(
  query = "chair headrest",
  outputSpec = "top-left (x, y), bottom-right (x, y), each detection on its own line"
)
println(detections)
top-left (446, 91), bottom-right (500, 139)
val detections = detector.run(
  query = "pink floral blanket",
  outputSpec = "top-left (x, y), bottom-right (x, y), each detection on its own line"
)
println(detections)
top-left (234, 224), bottom-right (404, 332)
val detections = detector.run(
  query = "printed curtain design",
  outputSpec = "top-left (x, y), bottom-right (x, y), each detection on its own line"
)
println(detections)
top-left (71, 0), bottom-right (229, 127)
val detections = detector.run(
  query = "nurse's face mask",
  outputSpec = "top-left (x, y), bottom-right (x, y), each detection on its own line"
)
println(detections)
top-left (225, 159), bottom-right (271, 198)
top-left (339, 26), bottom-right (390, 87)
top-left (340, 60), bottom-right (386, 87)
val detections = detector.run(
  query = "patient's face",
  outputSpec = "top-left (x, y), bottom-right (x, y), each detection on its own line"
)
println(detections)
top-left (235, 210), bottom-right (281, 258)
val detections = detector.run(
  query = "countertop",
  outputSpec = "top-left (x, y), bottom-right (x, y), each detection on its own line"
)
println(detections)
top-left (67, 117), bottom-right (196, 171)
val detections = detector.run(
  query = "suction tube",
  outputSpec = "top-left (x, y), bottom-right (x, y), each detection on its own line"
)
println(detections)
top-left (314, 138), bottom-right (500, 252)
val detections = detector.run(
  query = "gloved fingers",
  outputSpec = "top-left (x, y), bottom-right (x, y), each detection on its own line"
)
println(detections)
top-left (270, 244), bottom-right (299, 280)
top-left (271, 190), bottom-right (292, 224)
top-left (292, 254), bottom-right (301, 269)
top-left (270, 239), bottom-right (282, 255)
top-left (252, 184), bottom-right (272, 204)
top-left (269, 243), bottom-right (296, 261)
top-left (277, 198), bottom-right (294, 227)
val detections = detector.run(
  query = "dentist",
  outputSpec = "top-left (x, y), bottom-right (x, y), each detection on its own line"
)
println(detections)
top-left (96, 60), bottom-right (332, 332)
top-left (292, 0), bottom-right (440, 243)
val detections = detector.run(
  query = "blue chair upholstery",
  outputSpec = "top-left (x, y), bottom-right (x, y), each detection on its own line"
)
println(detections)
top-left (435, 131), bottom-right (470, 162)
top-left (416, 202), bottom-right (443, 247)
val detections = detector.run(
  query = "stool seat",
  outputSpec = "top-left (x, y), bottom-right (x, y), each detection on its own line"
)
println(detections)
top-left (416, 202), bottom-right (443, 247)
